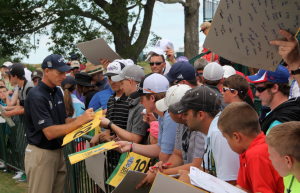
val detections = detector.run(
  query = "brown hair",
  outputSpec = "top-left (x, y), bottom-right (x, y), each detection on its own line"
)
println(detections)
top-left (76, 84), bottom-right (96, 96)
top-left (63, 84), bottom-right (76, 117)
top-left (218, 102), bottom-right (260, 137)
top-left (223, 74), bottom-right (249, 100)
top-left (144, 92), bottom-right (166, 103)
top-left (150, 53), bottom-right (165, 63)
top-left (203, 78), bottom-right (221, 86)
top-left (263, 81), bottom-right (290, 97)
top-left (266, 121), bottom-right (300, 162)
top-left (0, 80), bottom-right (5, 86)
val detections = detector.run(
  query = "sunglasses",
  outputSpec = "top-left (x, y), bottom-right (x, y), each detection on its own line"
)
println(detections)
top-left (150, 62), bottom-right (162, 66)
top-left (222, 87), bottom-right (243, 93)
top-left (256, 84), bottom-right (274, 93)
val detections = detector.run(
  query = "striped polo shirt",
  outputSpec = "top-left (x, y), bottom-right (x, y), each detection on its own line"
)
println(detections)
top-left (106, 93), bottom-right (130, 130)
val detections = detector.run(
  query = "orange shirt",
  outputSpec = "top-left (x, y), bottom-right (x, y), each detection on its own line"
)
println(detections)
top-left (237, 132), bottom-right (284, 193)
top-left (202, 47), bottom-right (218, 62)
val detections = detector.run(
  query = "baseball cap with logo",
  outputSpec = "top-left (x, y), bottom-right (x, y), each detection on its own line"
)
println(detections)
top-left (203, 62), bottom-right (224, 81)
top-left (246, 64), bottom-right (289, 83)
top-left (165, 61), bottom-right (197, 82)
top-left (2, 62), bottom-right (13, 68)
top-left (130, 73), bottom-right (169, 99)
top-left (111, 65), bottom-right (145, 83)
top-left (71, 61), bottom-right (80, 68)
top-left (156, 84), bottom-right (192, 112)
top-left (169, 85), bottom-right (220, 114)
top-left (176, 56), bottom-right (189, 62)
top-left (31, 70), bottom-right (43, 80)
top-left (103, 62), bottom-right (125, 77)
top-left (147, 39), bottom-right (174, 57)
top-left (5, 63), bottom-right (25, 78)
top-left (42, 54), bottom-right (73, 72)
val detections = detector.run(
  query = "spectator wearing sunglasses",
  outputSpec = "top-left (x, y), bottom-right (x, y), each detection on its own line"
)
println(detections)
top-left (200, 21), bottom-right (218, 62)
top-left (222, 74), bottom-right (255, 110)
top-left (203, 62), bottom-right (228, 109)
top-left (246, 65), bottom-right (300, 135)
top-left (172, 85), bottom-right (239, 185)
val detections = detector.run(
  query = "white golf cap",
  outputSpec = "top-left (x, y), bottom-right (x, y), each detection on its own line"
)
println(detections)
top-left (103, 62), bottom-right (125, 77)
top-left (222, 65), bottom-right (236, 78)
top-left (203, 62), bottom-right (224, 81)
top-left (70, 61), bottom-right (80, 68)
top-left (156, 84), bottom-right (192, 112)
top-left (143, 73), bottom-right (169, 94)
top-left (148, 39), bottom-right (174, 56)
top-left (2, 62), bottom-right (12, 68)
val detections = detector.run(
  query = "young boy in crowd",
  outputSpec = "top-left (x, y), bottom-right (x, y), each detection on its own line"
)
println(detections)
top-left (222, 74), bottom-right (249, 104)
top-left (218, 102), bottom-right (284, 193)
top-left (266, 121), bottom-right (300, 193)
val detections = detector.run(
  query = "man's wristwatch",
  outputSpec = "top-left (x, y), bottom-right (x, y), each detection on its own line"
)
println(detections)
top-left (291, 68), bottom-right (300, 75)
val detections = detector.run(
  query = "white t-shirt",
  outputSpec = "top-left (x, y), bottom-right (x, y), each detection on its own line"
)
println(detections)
top-left (163, 61), bottom-right (172, 75)
top-left (24, 68), bottom-right (32, 81)
top-left (290, 80), bottom-right (300, 98)
top-left (201, 112), bottom-right (240, 181)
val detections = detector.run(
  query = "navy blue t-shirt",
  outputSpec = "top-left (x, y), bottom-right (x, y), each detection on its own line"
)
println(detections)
top-left (24, 80), bottom-right (68, 150)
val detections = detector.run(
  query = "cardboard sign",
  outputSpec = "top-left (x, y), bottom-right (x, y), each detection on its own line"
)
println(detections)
top-left (85, 142), bottom-right (106, 193)
top-left (62, 110), bottom-right (102, 146)
top-left (68, 141), bottom-right (118, 164)
top-left (189, 166), bottom-right (246, 193)
top-left (77, 38), bottom-right (122, 65)
top-left (150, 173), bottom-right (207, 193)
top-left (111, 170), bottom-right (151, 193)
top-left (0, 105), bottom-right (15, 127)
top-left (203, 0), bottom-right (300, 71)
top-left (106, 152), bottom-right (150, 187)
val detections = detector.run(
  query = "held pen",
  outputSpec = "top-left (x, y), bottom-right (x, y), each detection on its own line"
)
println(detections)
top-left (151, 163), bottom-right (172, 169)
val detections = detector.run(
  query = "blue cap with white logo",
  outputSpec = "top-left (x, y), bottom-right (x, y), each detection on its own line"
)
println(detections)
top-left (165, 61), bottom-right (197, 82)
top-left (42, 54), bottom-right (73, 72)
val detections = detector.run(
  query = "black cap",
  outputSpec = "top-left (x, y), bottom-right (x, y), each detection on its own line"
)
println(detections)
top-left (130, 73), bottom-right (153, 99)
top-left (169, 85), bottom-right (220, 114)
top-left (31, 70), bottom-right (43, 80)
top-left (5, 63), bottom-right (25, 78)
top-left (42, 54), bottom-right (73, 72)
top-left (75, 72), bottom-right (94, 87)
top-left (71, 54), bottom-right (78, 60)
top-left (61, 76), bottom-right (76, 89)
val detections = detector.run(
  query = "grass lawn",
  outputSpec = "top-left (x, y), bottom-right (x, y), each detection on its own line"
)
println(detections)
top-left (0, 170), bottom-right (28, 193)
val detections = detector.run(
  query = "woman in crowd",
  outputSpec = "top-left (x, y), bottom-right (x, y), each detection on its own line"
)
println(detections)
top-left (75, 72), bottom-right (98, 109)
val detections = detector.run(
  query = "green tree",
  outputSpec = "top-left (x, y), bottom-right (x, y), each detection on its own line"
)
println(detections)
top-left (0, 0), bottom-right (158, 63)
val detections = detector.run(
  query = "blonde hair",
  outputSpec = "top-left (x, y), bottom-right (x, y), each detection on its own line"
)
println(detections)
top-left (218, 102), bottom-right (260, 137)
top-left (266, 121), bottom-right (300, 162)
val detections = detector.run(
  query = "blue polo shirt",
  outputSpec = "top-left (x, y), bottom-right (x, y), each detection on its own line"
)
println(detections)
top-left (88, 87), bottom-right (114, 111)
top-left (24, 80), bottom-right (68, 150)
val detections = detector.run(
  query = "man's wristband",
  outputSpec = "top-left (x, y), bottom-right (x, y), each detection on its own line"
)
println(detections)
top-left (130, 142), bottom-right (133, 152)
top-left (107, 121), bottom-right (113, 129)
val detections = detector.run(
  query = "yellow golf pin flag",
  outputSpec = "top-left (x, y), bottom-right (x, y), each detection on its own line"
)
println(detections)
top-left (68, 141), bottom-right (119, 164)
top-left (62, 110), bottom-right (103, 146)
top-left (106, 152), bottom-right (150, 187)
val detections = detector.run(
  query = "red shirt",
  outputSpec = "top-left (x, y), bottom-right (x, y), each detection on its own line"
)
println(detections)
top-left (202, 47), bottom-right (218, 62)
top-left (237, 132), bottom-right (284, 193)
top-left (235, 71), bottom-right (254, 99)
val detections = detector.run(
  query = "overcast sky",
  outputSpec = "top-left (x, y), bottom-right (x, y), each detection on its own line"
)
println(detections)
top-left (23, 0), bottom-right (209, 64)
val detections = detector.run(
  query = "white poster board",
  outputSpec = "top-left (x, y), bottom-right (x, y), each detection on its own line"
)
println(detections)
top-left (77, 38), bottom-right (122, 65)
top-left (203, 0), bottom-right (300, 71)
top-left (85, 142), bottom-right (107, 193)
top-left (0, 105), bottom-right (15, 127)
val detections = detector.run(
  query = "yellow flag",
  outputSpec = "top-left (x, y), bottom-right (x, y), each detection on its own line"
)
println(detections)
top-left (68, 141), bottom-right (118, 164)
top-left (106, 152), bottom-right (151, 187)
top-left (62, 110), bottom-right (103, 146)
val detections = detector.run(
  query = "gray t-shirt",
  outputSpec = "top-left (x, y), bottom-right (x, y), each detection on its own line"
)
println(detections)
top-left (174, 124), bottom-right (206, 165)
top-left (126, 97), bottom-right (149, 144)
